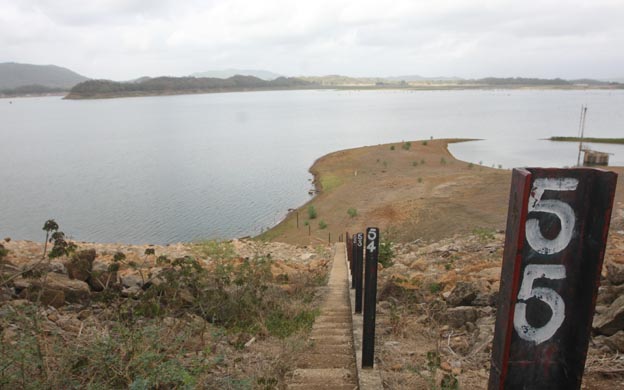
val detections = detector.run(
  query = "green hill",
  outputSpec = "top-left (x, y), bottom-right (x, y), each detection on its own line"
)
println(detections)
top-left (0, 62), bottom-right (89, 91)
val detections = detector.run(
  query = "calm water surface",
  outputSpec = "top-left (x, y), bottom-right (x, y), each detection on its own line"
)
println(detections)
top-left (1, 89), bottom-right (623, 243)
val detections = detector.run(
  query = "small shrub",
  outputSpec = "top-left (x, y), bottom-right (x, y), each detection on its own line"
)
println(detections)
top-left (390, 145), bottom-right (395, 150)
top-left (0, 244), bottom-right (7, 260)
top-left (420, 159), bottom-right (426, 164)
top-left (418, 177), bottom-right (423, 183)
top-left (428, 282), bottom-right (442, 294)
top-left (422, 140), bottom-right (428, 146)
top-left (468, 162), bottom-right (474, 169)
top-left (347, 208), bottom-right (357, 218)
top-left (402, 141), bottom-right (411, 150)
top-left (440, 157), bottom-right (447, 165)
top-left (498, 164), bottom-right (503, 169)
top-left (318, 220), bottom-right (327, 229)
top-left (304, 221), bottom-right (309, 226)
top-left (412, 161), bottom-right (418, 167)
top-left (307, 205), bottom-right (317, 219)
top-left (379, 237), bottom-right (395, 268)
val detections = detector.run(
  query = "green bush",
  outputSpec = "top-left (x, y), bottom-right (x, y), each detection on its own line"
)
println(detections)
top-left (307, 205), bottom-right (317, 219)
top-left (422, 140), bottom-right (428, 146)
top-left (318, 220), bottom-right (327, 229)
top-left (379, 238), bottom-right (395, 268)
top-left (347, 208), bottom-right (357, 218)
top-left (390, 145), bottom-right (395, 150)
top-left (428, 282), bottom-right (442, 294)
top-left (402, 141), bottom-right (412, 150)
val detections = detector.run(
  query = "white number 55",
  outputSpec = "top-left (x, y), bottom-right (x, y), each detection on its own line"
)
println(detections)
top-left (514, 264), bottom-right (566, 345)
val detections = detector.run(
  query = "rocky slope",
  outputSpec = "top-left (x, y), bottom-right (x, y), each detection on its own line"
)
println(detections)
top-left (373, 205), bottom-right (624, 389)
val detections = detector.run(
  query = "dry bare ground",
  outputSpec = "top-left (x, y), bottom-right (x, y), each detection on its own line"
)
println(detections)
top-left (264, 139), bottom-right (624, 389)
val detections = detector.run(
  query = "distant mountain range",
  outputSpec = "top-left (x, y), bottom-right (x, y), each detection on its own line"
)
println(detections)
top-left (191, 69), bottom-right (282, 80)
top-left (0, 62), bottom-right (88, 91)
top-left (2, 62), bottom-right (622, 98)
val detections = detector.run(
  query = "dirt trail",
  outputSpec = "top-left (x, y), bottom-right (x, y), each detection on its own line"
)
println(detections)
top-left (287, 244), bottom-right (358, 390)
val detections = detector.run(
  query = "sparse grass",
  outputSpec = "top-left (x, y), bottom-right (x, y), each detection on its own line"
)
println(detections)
top-left (193, 239), bottom-right (236, 260)
top-left (440, 157), bottom-right (447, 165)
top-left (347, 208), bottom-right (357, 218)
top-left (473, 227), bottom-right (496, 241)
top-left (319, 174), bottom-right (342, 192)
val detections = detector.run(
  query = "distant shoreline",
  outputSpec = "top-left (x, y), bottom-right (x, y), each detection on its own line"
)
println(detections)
top-left (549, 136), bottom-right (624, 145)
top-left (64, 83), bottom-right (624, 100)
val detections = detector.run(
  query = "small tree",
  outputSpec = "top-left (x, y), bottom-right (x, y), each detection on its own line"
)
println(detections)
top-left (48, 231), bottom-right (77, 259)
top-left (42, 219), bottom-right (59, 258)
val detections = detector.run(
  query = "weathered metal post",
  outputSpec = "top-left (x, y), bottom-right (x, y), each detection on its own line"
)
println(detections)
top-left (489, 168), bottom-right (617, 390)
top-left (351, 233), bottom-right (356, 289)
top-left (362, 227), bottom-right (380, 368)
top-left (354, 232), bottom-right (364, 314)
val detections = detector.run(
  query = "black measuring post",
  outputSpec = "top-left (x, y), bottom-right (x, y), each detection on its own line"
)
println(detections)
top-left (354, 232), bottom-right (364, 314)
top-left (351, 233), bottom-right (356, 289)
top-left (362, 227), bottom-right (380, 368)
top-left (489, 168), bottom-right (617, 390)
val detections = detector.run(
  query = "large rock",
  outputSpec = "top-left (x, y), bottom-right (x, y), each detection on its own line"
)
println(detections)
top-left (443, 306), bottom-right (479, 328)
top-left (446, 282), bottom-right (479, 306)
top-left (87, 259), bottom-right (118, 291)
top-left (66, 249), bottom-right (96, 281)
top-left (14, 273), bottom-right (90, 307)
top-left (596, 330), bottom-right (624, 352)
top-left (593, 294), bottom-right (624, 336)
top-left (606, 261), bottom-right (624, 285)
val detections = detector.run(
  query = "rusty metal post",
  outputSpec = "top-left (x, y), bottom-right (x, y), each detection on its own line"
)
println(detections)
top-left (354, 232), bottom-right (364, 314)
top-left (489, 168), bottom-right (617, 390)
top-left (362, 227), bottom-right (380, 368)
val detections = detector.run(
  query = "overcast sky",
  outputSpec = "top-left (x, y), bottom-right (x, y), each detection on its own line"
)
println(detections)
top-left (1, 0), bottom-right (623, 80)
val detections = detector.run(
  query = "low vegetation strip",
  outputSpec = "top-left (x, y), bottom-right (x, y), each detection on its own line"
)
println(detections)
top-left (0, 233), bottom-right (331, 388)
top-left (64, 75), bottom-right (316, 99)
top-left (549, 136), bottom-right (624, 144)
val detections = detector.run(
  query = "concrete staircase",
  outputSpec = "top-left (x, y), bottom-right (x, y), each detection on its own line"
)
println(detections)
top-left (286, 244), bottom-right (358, 390)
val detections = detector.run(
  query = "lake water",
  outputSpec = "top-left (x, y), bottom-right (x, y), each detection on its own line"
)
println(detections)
top-left (1, 89), bottom-right (623, 244)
